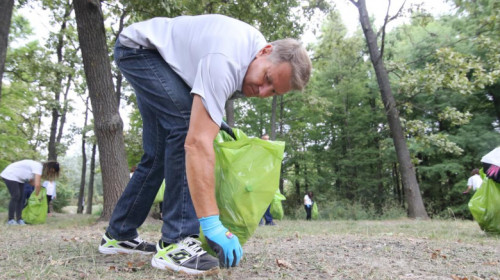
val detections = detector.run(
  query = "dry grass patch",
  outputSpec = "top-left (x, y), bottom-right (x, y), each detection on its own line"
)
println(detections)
top-left (1, 213), bottom-right (499, 279)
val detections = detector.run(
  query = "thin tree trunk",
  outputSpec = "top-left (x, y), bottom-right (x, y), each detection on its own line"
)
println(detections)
top-left (225, 99), bottom-right (235, 126)
top-left (56, 74), bottom-right (72, 146)
top-left (86, 143), bottom-right (97, 214)
top-left (278, 96), bottom-right (285, 194)
top-left (294, 162), bottom-right (300, 197)
top-left (113, 9), bottom-right (128, 107)
top-left (48, 3), bottom-right (73, 161)
top-left (0, 0), bottom-right (14, 103)
top-left (351, 0), bottom-right (428, 219)
top-left (74, 0), bottom-right (129, 220)
top-left (487, 83), bottom-right (500, 123)
top-left (77, 98), bottom-right (89, 214)
top-left (270, 96), bottom-right (277, 140)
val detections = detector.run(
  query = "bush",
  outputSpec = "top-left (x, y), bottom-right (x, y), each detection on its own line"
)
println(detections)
top-left (52, 183), bottom-right (72, 213)
top-left (0, 181), bottom-right (9, 212)
top-left (284, 199), bottom-right (407, 220)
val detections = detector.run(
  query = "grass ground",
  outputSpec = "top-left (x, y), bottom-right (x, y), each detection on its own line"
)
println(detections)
top-left (1, 213), bottom-right (499, 279)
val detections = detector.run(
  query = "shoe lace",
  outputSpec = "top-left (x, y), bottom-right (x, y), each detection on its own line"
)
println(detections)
top-left (184, 237), bottom-right (205, 255)
top-left (133, 236), bottom-right (146, 244)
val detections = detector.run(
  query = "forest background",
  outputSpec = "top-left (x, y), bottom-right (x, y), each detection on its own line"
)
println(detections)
top-left (0, 0), bottom-right (499, 221)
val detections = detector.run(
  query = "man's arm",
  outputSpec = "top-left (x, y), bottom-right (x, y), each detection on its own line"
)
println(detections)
top-left (185, 95), bottom-right (243, 267)
top-left (185, 95), bottom-right (220, 218)
top-left (33, 174), bottom-right (41, 196)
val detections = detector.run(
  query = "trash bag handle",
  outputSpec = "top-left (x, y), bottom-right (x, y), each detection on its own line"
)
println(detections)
top-left (220, 121), bottom-right (236, 140)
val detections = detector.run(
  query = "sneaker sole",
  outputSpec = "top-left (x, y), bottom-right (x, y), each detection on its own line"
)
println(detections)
top-left (151, 256), bottom-right (219, 275)
top-left (98, 245), bottom-right (154, 255)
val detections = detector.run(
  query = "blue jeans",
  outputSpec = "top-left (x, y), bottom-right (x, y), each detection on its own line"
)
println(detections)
top-left (305, 205), bottom-right (312, 220)
top-left (263, 205), bottom-right (273, 223)
top-left (107, 39), bottom-right (198, 244)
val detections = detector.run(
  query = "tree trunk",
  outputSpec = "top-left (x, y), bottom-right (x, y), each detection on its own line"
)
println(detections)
top-left (294, 162), bottom-right (300, 197)
top-left (48, 4), bottom-right (73, 161)
top-left (56, 74), bottom-right (72, 147)
top-left (225, 99), bottom-right (235, 126)
top-left (0, 0), bottom-right (14, 103)
top-left (351, 0), bottom-right (428, 218)
top-left (86, 143), bottom-right (97, 215)
top-left (392, 163), bottom-right (402, 206)
top-left (113, 9), bottom-right (128, 107)
top-left (270, 96), bottom-right (277, 140)
top-left (487, 83), bottom-right (500, 123)
top-left (77, 98), bottom-right (89, 214)
top-left (278, 96), bottom-right (285, 194)
top-left (74, 0), bottom-right (129, 220)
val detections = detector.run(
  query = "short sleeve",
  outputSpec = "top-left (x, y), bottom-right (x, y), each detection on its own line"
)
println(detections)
top-left (32, 161), bottom-right (43, 175)
top-left (191, 54), bottom-right (241, 126)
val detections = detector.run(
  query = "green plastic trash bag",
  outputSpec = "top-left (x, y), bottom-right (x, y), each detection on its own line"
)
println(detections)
top-left (199, 128), bottom-right (285, 252)
top-left (312, 202), bottom-right (319, 220)
top-left (270, 189), bottom-right (286, 220)
top-left (154, 180), bottom-right (165, 204)
top-left (469, 178), bottom-right (500, 234)
top-left (22, 188), bottom-right (48, 224)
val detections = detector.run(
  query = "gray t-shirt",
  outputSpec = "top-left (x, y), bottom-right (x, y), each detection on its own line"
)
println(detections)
top-left (119, 14), bottom-right (267, 126)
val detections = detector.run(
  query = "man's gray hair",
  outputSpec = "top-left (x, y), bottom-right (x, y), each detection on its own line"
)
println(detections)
top-left (268, 38), bottom-right (312, 91)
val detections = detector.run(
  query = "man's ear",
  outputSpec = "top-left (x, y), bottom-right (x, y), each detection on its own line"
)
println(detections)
top-left (256, 44), bottom-right (273, 57)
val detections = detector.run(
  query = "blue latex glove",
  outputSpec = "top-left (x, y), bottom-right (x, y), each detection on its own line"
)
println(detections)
top-left (199, 215), bottom-right (243, 268)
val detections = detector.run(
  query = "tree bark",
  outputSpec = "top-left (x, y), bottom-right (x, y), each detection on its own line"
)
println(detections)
top-left (0, 0), bottom-right (14, 103)
top-left (351, 0), bottom-right (428, 218)
top-left (278, 96), bottom-right (285, 194)
top-left (487, 83), bottom-right (500, 123)
top-left (86, 143), bottom-right (97, 214)
top-left (270, 96), bottom-right (277, 140)
top-left (77, 98), bottom-right (89, 214)
top-left (48, 4), bottom-right (73, 161)
top-left (225, 99), bottom-right (235, 126)
top-left (74, 0), bottom-right (129, 220)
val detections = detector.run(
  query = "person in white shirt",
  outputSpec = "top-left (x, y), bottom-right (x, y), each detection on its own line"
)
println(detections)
top-left (42, 180), bottom-right (57, 216)
top-left (1, 160), bottom-right (60, 225)
top-left (98, 14), bottom-right (311, 275)
top-left (463, 168), bottom-right (483, 194)
top-left (304, 191), bottom-right (313, 220)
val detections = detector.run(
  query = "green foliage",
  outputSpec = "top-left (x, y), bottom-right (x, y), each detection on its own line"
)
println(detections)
top-left (0, 181), bottom-right (9, 212)
top-left (51, 183), bottom-right (72, 213)
top-left (284, 199), bottom-right (407, 220)
top-left (5, 0), bottom-right (499, 222)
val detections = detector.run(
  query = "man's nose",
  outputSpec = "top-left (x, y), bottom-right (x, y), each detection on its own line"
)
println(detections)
top-left (259, 84), bottom-right (274, 97)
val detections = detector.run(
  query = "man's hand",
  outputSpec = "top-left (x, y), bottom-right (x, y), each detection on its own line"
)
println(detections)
top-left (200, 215), bottom-right (243, 268)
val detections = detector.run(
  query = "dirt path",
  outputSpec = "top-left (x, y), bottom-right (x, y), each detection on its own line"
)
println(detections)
top-left (0, 214), bottom-right (499, 279)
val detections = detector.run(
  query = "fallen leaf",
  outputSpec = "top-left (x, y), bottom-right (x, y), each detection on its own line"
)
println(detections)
top-left (450, 275), bottom-right (468, 280)
top-left (50, 259), bottom-right (65, 266)
top-left (276, 259), bottom-right (293, 269)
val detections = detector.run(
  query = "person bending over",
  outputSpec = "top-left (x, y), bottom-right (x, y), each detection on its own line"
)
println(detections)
top-left (98, 14), bottom-right (311, 275)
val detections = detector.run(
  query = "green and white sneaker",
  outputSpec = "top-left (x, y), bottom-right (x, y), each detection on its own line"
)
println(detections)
top-left (98, 232), bottom-right (156, 255)
top-left (151, 237), bottom-right (219, 275)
